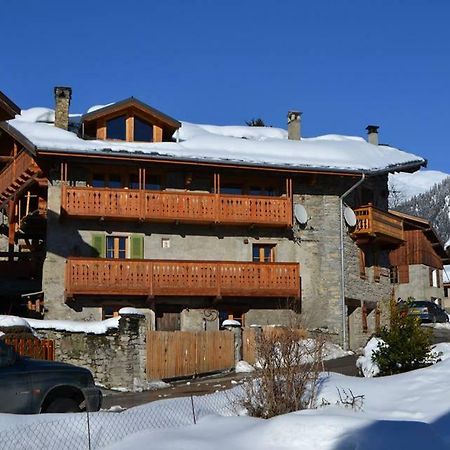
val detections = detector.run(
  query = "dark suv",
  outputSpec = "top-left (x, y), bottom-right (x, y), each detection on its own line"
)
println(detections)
top-left (408, 300), bottom-right (449, 324)
top-left (0, 341), bottom-right (102, 414)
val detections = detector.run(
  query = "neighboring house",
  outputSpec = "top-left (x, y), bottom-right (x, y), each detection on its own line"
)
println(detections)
top-left (0, 87), bottom-right (427, 349)
top-left (443, 265), bottom-right (450, 309)
top-left (389, 211), bottom-right (450, 306)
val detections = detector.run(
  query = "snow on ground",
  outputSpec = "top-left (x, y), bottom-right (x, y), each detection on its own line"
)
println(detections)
top-left (389, 169), bottom-right (449, 203)
top-left (235, 361), bottom-right (255, 373)
top-left (7, 111), bottom-right (425, 173)
top-left (4, 358), bottom-right (450, 449)
top-left (0, 314), bottom-right (119, 334)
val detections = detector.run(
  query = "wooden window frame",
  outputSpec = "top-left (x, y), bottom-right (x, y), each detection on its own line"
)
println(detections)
top-left (106, 235), bottom-right (129, 260)
top-left (252, 243), bottom-right (276, 263)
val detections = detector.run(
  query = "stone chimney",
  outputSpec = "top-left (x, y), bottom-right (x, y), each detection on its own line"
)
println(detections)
top-left (366, 125), bottom-right (379, 145)
top-left (287, 111), bottom-right (302, 140)
top-left (54, 86), bottom-right (72, 130)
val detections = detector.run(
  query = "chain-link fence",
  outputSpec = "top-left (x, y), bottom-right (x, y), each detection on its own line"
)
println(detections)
top-left (0, 388), bottom-right (243, 450)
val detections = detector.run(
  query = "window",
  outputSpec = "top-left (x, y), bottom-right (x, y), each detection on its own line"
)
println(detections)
top-left (221, 184), bottom-right (243, 195)
top-left (390, 266), bottom-right (399, 284)
top-left (106, 115), bottom-right (126, 140)
top-left (252, 244), bottom-right (276, 262)
top-left (91, 173), bottom-right (123, 188)
top-left (134, 117), bottom-right (153, 142)
top-left (92, 234), bottom-right (143, 259)
top-left (106, 236), bottom-right (127, 259)
top-left (129, 173), bottom-right (162, 190)
top-left (430, 268), bottom-right (441, 288)
top-left (362, 302), bottom-right (368, 333)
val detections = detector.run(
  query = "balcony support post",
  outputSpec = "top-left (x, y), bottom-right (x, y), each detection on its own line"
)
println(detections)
top-left (339, 173), bottom-right (365, 350)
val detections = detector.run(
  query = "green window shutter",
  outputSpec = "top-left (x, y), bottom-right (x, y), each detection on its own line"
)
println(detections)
top-left (92, 234), bottom-right (106, 258)
top-left (130, 234), bottom-right (144, 259)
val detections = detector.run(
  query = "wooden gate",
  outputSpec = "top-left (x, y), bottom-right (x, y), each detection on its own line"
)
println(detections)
top-left (146, 330), bottom-right (235, 379)
top-left (4, 337), bottom-right (55, 360)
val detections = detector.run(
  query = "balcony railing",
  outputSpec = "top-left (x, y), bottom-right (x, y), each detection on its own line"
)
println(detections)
top-left (65, 258), bottom-right (300, 299)
top-left (353, 205), bottom-right (404, 244)
top-left (61, 185), bottom-right (293, 227)
top-left (0, 151), bottom-right (40, 201)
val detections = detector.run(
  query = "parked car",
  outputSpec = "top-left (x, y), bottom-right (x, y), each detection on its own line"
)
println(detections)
top-left (0, 340), bottom-right (102, 414)
top-left (408, 300), bottom-right (449, 324)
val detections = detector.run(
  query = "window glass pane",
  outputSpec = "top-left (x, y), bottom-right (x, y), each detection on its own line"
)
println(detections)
top-left (106, 236), bottom-right (114, 259)
top-left (118, 237), bottom-right (127, 259)
top-left (221, 185), bottom-right (243, 195)
top-left (108, 174), bottom-right (122, 188)
top-left (129, 174), bottom-right (139, 189)
top-left (145, 175), bottom-right (161, 190)
top-left (92, 174), bottom-right (106, 188)
top-left (106, 115), bottom-right (126, 140)
top-left (252, 245), bottom-right (260, 262)
top-left (264, 247), bottom-right (272, 262)
top-left (134, 117), bottom-right (153, 142)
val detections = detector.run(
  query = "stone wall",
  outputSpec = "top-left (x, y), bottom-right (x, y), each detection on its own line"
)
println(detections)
top-left (35, 313), bottom-right (148, 391)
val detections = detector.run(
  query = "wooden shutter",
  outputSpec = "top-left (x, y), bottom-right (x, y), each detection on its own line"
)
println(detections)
top-left (398, 265), bottom-right (409, 284)
top-left (359, 249), bottom-right (366, 279)
top-left (130, 234), bottom-right (144, 259)
top-left (362, 302), bottom-right (368, 333)
top-left (91, 234), bottom-right (106, 258)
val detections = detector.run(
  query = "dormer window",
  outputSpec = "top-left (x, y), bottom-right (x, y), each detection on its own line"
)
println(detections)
top-left (106, 115), bottom-right (126, 140)
top-left (134, 117), bottom-right (153, 142)
top-left (82, 97), bottom-right (181, 144)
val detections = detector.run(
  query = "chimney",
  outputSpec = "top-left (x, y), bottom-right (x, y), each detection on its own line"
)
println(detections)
top-left (54, 86), bottom-right (72, 130)
top-left (366, 125), bottom-right (379, 145)
top-left (287, 111), bottom-right (302, 140)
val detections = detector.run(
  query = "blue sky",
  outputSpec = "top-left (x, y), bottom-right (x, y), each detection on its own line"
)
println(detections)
top-left (1, 0), bottom-right (449, 172)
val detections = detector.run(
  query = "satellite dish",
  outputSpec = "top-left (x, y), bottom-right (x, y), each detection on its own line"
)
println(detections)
top-left (294, 204), bottom-right (308, 225)
top-left (343, 206), bottom-right (357, 227)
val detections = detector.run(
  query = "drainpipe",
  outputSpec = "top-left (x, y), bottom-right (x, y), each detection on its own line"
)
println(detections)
top-left (339, 173), bottom-right (365, 350)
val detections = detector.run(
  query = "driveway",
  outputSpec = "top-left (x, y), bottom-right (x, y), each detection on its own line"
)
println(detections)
top-left (102, 354), bottom-right (359, 410)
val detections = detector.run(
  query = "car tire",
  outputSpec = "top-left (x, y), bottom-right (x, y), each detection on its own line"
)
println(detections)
top-left (44, 397), bottom-right (82, 413)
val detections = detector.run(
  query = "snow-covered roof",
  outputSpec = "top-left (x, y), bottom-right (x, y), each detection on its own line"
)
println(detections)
top-left (3, 107), bottom-right (426, 175)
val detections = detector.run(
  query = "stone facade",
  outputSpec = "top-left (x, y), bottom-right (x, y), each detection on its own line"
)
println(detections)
top-left (42, 169), bottom-right (393, 350)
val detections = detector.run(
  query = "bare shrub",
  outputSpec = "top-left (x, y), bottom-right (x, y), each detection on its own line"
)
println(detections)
top-left (241, 327), bottom-right (325, 419)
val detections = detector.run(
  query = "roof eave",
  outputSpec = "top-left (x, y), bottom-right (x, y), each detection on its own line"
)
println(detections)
top-left (0, 122), bottom-right (37, 155)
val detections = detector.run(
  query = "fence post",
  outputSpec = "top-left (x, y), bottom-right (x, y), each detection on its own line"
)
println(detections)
top-left (223, 321), bottom-right (242, 363)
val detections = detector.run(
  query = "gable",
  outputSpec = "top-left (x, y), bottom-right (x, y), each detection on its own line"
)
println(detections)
top-left (81, 97), bottom-right (181, 143)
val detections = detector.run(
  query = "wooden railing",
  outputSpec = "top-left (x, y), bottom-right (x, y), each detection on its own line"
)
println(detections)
top-left (65, 258), bottom-right (301, 299)
top-left (0, 151), bottom-right (39, 200)
top-left (353, 205), bottom-right (404, 243)
top-left (61, 185), bottom-right (293, 227)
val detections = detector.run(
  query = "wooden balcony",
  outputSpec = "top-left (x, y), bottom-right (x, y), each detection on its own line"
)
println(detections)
top-left (0, 151), bottom-right (40, 203)
top-left (65, 258), bottom-right (300, 299)
top-left (61, 185), bottom-right (293, 227)
top-left (352, 205), bottom-right (404, 245)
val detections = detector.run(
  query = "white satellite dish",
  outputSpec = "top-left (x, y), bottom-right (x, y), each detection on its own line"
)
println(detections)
top-left (343, 206), bottom-right (357, 227)
top-left (294, 204), bottom-right (308, 225)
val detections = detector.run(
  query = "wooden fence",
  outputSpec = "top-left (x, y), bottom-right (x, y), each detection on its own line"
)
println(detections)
top-left (4, 337), bottom-right (55, 360)
top-left (146, 330), bottom-right (235, 379)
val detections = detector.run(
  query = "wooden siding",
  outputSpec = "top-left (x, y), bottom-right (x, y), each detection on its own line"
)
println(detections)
top-left (353, 205), bottom-right (404, 244)
top-left (65, 258), bottom-right (301, 299)
top-left (146, 330), bottom-right (234, 379)
top-left (4, 337), bottom-right (54, 361)
top-left (390, 229), bottom-right (444, 273)
top-left (61, 185), bottom-right (293, 227)
top-left (0, 151), bottom-right (40, 202)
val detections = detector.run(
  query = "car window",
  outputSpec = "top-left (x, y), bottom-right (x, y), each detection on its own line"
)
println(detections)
top-left (0, 341), bottom-right (17, 367)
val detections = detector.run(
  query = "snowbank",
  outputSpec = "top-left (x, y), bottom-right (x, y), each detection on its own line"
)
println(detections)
top-left (235, 361), bottom-right (255, 373)
top-left (4, 357), bottom-right (450, 449)
top-left (0, 315), bottom-right (32, 330)
top-left (356, 337), bottom-right (382, 377)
